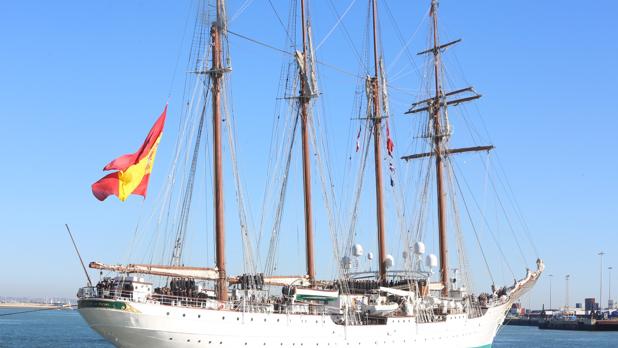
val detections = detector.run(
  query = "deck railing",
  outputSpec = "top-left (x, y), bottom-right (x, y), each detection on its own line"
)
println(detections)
top-left (81, 287), bottom-right (331, 315)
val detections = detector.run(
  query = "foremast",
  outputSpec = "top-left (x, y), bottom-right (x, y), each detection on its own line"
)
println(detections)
top-left (429, 0), bottom-right (449, 297)
top-left (403, 0), bottom-right (490, 296)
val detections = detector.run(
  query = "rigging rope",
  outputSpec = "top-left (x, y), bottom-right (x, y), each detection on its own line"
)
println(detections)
top-left (0, 306), bottom-right (78, 317)
top-left (229, 0), bottom-right (254, 23)
top-left (264, 113), bottom-right (300, 276)
top-left (452, 159), bottom-right (516, 280)
top-left (449, 158), bottom-right (497, 285)
top-left (316, 0), bottom-right (358, 50)
top-left (266, 0), bottom-right (295, 47)
top-left (170, 101), bottom-right (207, 266)
top-left (222, 73), bottom-right (257, 274)
top-left (382, 0), bottom-right (424, 79)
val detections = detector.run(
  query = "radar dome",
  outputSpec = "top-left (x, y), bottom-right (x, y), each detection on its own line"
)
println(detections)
top-left (384, 254), bottom-right (395, 269)
top-left (413, 242), bottom-right (426, 255)
top-left (352, 244), bottom-right (364, 257)
top-left (426, 254), bottom-right (438, 268)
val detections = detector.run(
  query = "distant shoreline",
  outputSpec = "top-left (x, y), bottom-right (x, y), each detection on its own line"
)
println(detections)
top-left (0, 303), bottom-right (69, 309)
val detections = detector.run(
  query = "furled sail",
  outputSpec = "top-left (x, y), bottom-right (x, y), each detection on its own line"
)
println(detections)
top-left (89, 261), bottom-right (310, 286)
top-left (89, 261), bottom-right (220, 280)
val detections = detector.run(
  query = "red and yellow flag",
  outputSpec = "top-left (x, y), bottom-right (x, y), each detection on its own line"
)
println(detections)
top-left (92, 106), bottom-right (167, 201)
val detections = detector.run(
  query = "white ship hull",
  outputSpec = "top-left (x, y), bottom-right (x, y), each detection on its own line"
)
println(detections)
top-left (79, 299), bottom-right (509, 348)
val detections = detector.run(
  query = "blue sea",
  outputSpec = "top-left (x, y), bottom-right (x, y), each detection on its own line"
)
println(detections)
top-left (1, 308), bottom-right (618, 347)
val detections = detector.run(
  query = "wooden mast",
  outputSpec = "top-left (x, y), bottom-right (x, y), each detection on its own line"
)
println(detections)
top-left (371, 0), bottom-right (387, 283)
top-left (430, 0), bottom-right (449, 296)
top-left (299, 0), bottom-right (315, 284)
top-left (402, 1), bottom-right (492, 296)
top-left (211, 0), bottom-right (227, 302)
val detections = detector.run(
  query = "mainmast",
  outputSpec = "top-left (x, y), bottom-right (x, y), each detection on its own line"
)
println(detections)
top-left (211, 0), bottom-right (227, 302)
top-left (370, 0), bottom-right (387, 283)
top-left (298, 0), bottom-right (316, 284)
top-left (429, 0), bottom-right (449, 297)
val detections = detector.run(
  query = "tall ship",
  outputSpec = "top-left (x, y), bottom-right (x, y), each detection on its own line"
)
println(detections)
top-left (78, 0), bottom-right (543, 347)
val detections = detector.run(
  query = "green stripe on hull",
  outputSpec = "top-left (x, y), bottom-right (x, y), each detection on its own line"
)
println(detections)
top-left (78, 299), bottom-right (127, 310)
top-left (295, 295), bottom-right (338, 302)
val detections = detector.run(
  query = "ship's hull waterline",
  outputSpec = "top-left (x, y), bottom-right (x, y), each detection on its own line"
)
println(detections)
top-left (79, 299), bottom-right (507, 348)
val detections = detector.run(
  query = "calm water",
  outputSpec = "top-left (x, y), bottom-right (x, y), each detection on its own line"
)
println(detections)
top-left (0, 308), bottom-right (110, 347)
top-left (2, 308), bottom-right (618, 347)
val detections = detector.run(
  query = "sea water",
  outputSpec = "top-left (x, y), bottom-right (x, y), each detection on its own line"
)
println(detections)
top-left (0, 308), bottom-right (109, 347)
top-left (2, 308), bottom-right (618, 347)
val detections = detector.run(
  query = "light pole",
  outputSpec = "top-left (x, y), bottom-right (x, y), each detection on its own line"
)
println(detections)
top-left (565, 274), bottom-right (570, 310)
top-left (548, 274), bottom-right (553, 310)
top-left (599, 251), bottom-right (605, 310)
top-left (609, 266), bottom-right (613, 309)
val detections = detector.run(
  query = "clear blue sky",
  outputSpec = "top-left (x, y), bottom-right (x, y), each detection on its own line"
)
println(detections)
top-left (0, 1), bottom-right (616, 310)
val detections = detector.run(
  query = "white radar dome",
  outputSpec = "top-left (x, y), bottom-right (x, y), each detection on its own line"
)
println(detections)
top-left (426, 254), bottom-right (438, 268)
top-left (352, 244), bottom-right (364, 257)
top-left (384, 254), bottom-right (395, 269)
top-left (413, 242), bottom-right (426, 255)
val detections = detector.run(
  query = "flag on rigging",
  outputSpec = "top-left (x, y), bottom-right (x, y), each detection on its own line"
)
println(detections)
top-left (91, 105), bottom-right (167, 202)
top-left (386, 122), bottom-right (394, 157)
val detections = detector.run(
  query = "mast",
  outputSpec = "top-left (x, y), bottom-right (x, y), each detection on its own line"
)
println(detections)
top-left (430, 0), bottom-right (449, 296)
top-left (401, 0), bottom-right (492, 296)
top-left (299, 0), bottom-right (315, 283)
top-left (371, 0), bottom-right (387, 283)
top-left (211, 0), bottom-right (227, 302)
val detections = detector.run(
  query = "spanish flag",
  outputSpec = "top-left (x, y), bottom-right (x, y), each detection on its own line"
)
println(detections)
top-left (92, 106), bottom-right (167, 201)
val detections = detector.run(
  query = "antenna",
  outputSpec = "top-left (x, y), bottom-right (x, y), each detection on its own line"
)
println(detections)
top-left (64, 224), bottom-right (92, 287)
